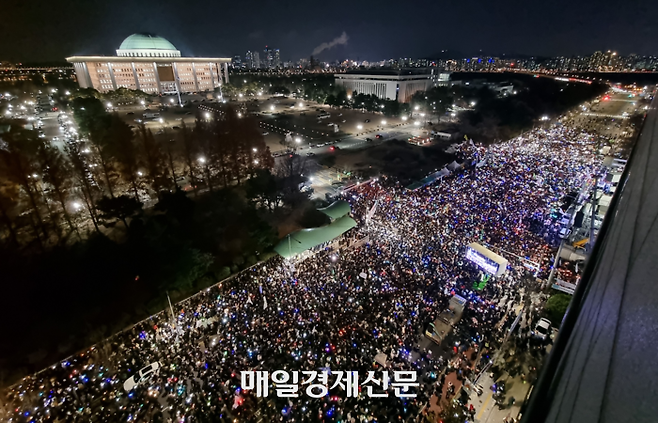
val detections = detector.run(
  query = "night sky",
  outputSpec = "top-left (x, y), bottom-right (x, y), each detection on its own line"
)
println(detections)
top-left (2, 0), bottom-right (657, 63)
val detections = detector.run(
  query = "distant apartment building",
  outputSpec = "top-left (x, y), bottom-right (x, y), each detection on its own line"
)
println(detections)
top-left (66, 33), bottom-right (231, 94)
top-left (334, 69), bottom-right (432, 103)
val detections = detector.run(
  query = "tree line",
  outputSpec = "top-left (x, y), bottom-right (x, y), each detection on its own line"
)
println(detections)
top-left (0, 95), bottom-right (277, 251)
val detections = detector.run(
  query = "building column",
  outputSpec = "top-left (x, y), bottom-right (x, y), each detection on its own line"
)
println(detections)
top-left (131, 62), bottom-right (141, 90)
top-left (223, 62), bottom-right (229, 84)
top-left (191, 62), bottom-right (200, 92)
top-left (106, 62), bottom-right (117, 90)
top-left (209, 62), bottom-right (216, 88)
top-left (82, 63), bottom-right (92, 88)
top-left (172, 62), bottom-right (182, 93)
top-left (153, 62), bottom-right (162, 94)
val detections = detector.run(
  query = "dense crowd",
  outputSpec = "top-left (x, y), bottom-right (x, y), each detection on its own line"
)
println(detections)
top-left (1, 124), bottom-right (604, 423)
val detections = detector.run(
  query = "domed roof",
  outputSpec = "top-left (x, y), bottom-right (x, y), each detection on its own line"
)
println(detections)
top-left (119, 33), bottom-right (177, 51)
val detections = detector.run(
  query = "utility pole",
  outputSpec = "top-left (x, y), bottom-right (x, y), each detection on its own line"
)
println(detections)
top-left (545, 240), bottom-right (563, 290)
top-left (588, 177), bottom-right (598, 253)
top-left (166, 291), bottom-right (176, 321)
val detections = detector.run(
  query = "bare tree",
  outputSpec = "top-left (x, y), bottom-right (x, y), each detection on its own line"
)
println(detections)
top-left (0, 127), bottom-right (49, 247)
top-left (65, 143), bottom-right (101, 233)
top-left (39, 144), bottom-right (79, 239)
top-left (180, 121), bottom-right (200, 197)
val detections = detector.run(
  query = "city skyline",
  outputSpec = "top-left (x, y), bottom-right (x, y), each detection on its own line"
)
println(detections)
top-left (2, 0), bottom-right (658, 63)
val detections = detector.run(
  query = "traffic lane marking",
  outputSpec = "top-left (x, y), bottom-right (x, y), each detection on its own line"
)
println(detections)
top-left (476, 390), bottom-right (494, 421)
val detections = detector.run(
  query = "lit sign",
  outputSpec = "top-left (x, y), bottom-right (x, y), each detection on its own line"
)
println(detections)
top-left (465, 247), bottom-right (499, 275)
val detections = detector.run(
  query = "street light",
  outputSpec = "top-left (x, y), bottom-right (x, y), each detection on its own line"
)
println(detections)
top-left (237, 112), bottom-right (242, 117)
top-left (270, 105), bottom-right (275, 111)
top-left (205, 112), bottom-right (211, 119)
top-left (414, 106), bottom-right (419, 111)
top-left (402, 116), bottom-right (408, 121)
top-left (198, 157), bottom-right (206, 164)
top-left (137, 171), bottom-right (143, 177)
top-left (106, 102), bottom-right (112, 108)
top-left (72, 202), bottom-right (82, 211)
top-left (381, 120), bottom-right (387, 125)
top-left (169, 98), bottom-right (175, 104)
top-left (140, 100), bottom-right (145, 106)
top-left (295, 137), bottom-right (301, 143)
top-left (253, 147), bottom-right (258, 152)
top-left (414, 121), bottom-right (421, 126)
top-left (357, 124), bottom-right (363, 130)
top-left (159, 118), bottom-right (164, 123)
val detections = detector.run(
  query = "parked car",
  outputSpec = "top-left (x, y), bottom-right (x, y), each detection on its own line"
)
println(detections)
top-left (123, 362), bottom-right (161, 392)
top-left (375, 134), bottom-right (383, 139)
top-left (306, 152), bottom-right (315, 157)
top-left (364, 119), bottom-right (370, 123)
top-left (172, 126), bottom-right (181, 130)
top-left (365, 138), bottom-right (373, 142)
top-left (262, 131), bottom-right (269, 135)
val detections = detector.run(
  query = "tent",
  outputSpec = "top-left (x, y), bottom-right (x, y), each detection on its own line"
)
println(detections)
top-left (317, 200), bottom-right (351, 220)
top-left (447, 160), bottom-right (462, 171)
top-left (274, 216), bottom-right (358, 258)
top-left (406, 168), bottom-right (451, 191)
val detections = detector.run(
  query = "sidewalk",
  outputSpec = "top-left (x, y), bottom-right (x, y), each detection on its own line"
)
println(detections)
top-left (471, 373), bottom-right (531, 423)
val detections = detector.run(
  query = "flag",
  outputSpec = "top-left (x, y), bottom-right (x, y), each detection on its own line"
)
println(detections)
top-left (263, 297), bottom-right (268, 310)
top-left (246, 295), bottom-right (253, 305)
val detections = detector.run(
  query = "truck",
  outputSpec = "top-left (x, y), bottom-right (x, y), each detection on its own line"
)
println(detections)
top-left (425, 294), bottom-right (467, 345)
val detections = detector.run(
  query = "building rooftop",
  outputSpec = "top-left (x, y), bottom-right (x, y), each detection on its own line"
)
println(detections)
top-left (339, 68), bottom-right (431, 76)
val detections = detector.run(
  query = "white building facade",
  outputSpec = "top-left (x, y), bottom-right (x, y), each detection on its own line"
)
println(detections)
top-left (67, 33), bottom-right (231, 95)
top-left (334, 70), bottom-right (432, 103)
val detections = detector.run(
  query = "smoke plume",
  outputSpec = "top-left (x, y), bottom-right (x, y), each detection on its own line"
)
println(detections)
top-left (312, 32), bottom-right (349, 56)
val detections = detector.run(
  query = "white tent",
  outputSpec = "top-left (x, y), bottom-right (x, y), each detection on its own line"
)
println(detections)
top-left (438, 168), bottom-right (451, 177)
top-left (374, 353), bottom-right (388, 367)
top-left (447, 160), bottom-right (462, 171)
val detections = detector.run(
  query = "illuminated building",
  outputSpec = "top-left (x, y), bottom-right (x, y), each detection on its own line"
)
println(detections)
top-left (66, 33), bottom-right (231, 94)
top-left (334, 69), bottom-right (432, 103)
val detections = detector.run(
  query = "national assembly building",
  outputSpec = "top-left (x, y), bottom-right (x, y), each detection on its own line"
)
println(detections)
top-left (66, 33), bottom-right (231, 95)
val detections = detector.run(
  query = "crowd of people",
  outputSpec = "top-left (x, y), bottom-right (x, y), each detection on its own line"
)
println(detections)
top-left (1, 123), bottom-right (605, 423)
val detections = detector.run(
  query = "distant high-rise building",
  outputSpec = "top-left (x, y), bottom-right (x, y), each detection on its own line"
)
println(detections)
top-left (274, 49), bottom-right (281, 68)
top-left (232, 55), bottom-right (242, 69)
top-left (245, 51), bottom-right (260, 69)
top-left (263, 46), bottom-right (274, 69)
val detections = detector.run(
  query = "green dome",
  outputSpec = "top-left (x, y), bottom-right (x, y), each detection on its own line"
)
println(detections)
top-left (118, 33), bottom-right (177, 51)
